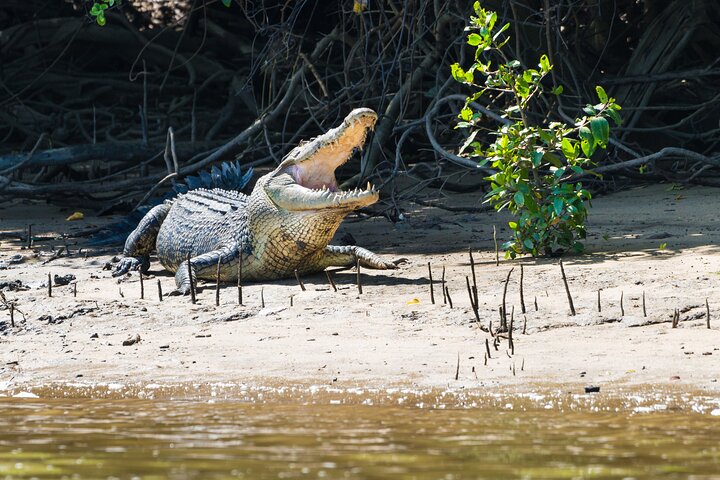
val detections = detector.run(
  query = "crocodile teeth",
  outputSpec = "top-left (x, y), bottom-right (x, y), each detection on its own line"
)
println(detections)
top-left (366, 182), bottom-right (372, 191)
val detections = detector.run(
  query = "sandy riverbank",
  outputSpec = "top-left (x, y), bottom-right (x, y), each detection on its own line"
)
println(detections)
top-left (1, 184), bottom-right (719, 396)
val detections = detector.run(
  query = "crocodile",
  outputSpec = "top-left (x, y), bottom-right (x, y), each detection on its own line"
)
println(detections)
top-left (112, 108), bottom-right (398, 293)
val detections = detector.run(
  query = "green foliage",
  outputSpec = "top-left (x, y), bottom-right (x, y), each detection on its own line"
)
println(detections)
top-left (89, 0), bottom-right (118, 26)
top-left (88, 0), bottom-right (230, 26)
top-left (452, 2), bottom-right (621, 258)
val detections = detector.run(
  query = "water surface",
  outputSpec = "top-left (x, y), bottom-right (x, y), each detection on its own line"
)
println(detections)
top-left (1, 385), bottom-right (720, 479)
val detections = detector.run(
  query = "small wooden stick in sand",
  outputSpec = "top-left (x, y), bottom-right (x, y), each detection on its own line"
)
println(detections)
top-left (642, 291), bottom-right (647, 317)
top-left (468, 248), bottom-right (478, 306)
top-left (326, 270), bottom-right (338, 292)
top-left (187, 253), bottom-right (195, 304)
top-left (428, 262), bottom-right (435, 305)
top-left (237, 257), bottom-right (243, 305)
top-left (454, 353), bottom-right (460, 381)
top-left (441, 266), bottom-right (446, 305)
top-left (294, 269), bottom-right (306, 292)
top-left (559, 260), bottom-right (576, 316)
top-left (501, 268), bottom-right (514, 329)
top-left (519, 264), bottom-right (526, 314)
top-left (465, 276), bottom-right (480, 322)
top-left (215, 258), bottom-right (222, 307)
top-left (706, 298), bottom-right (711, 329)
top-left (356, 259), bottom-right (363, 295)
top-left (157, 280), bottom-right (163, 302)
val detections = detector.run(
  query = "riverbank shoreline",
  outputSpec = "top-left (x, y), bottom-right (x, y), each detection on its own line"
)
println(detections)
top-left (2, 184), bottom-right (720, 397)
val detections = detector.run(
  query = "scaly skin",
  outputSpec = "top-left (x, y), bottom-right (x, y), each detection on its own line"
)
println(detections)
top-left (112, 108), bottom-right (398, 293)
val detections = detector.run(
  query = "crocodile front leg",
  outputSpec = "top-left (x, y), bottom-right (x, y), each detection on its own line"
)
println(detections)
top-left (303, 245), bottom-right (400, 273)
top-left (112, 203), bottom-right (171, 277)
top-left (173, 244), bottom-right (240, 295)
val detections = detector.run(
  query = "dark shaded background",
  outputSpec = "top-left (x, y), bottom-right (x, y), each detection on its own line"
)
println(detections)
top-left (1, 0), bottom-right (718, 211)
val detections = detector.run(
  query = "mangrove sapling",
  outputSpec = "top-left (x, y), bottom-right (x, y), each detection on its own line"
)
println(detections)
top-left (453, 2), bottom-right (621, 258)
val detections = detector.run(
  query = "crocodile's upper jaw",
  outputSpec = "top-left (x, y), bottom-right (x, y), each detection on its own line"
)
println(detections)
top-left (262, 108), bottom-right (379, 211)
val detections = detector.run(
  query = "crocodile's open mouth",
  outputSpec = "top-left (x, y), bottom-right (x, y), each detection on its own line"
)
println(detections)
top-left (266, 108), bottom-right (379, 211)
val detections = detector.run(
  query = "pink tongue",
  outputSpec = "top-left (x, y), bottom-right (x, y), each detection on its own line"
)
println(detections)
top-left (287, 164), bottom-right (338, 191)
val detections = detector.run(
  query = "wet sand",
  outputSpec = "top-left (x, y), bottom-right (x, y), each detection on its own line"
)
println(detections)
top-left (1, 183), bottom-right (720, 396)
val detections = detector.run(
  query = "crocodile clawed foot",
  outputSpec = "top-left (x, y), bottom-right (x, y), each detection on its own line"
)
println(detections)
top-left (112, 257), bottom-right (142, 277)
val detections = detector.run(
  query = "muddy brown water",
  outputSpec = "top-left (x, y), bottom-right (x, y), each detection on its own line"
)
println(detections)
top-left (1, 383), bottom-right (720, 479)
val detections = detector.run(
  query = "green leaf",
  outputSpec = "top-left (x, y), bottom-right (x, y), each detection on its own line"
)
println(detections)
top-left (222, 0), bottom-right (232, 5)
top-left (90, 3), bottom-right (102, 14)
top-left (551, 85), bottom-right (564, 95)
top-left (450, 64), bottom-right (466, 82)
top-left (513, 191), bottom-right (525, 206)
top-left (539, 54), bottom-right (551, 73)
top-left (530, 150), bottom-right (544, 166)
top-left (606, 108), bottom-right (622, 126)
top-left (492, 23), bottom-right (510, 41)
top-left (578, 126), bottom-right (593, 143)
top-left (544, 153), bottom-right (563, 168)
top-left (590, 117), bottom-right (610, 145)
top-left (553, 197), bottom-right (564, 216)
top-left (561, 138), bottom-right (576, 160)
top-left (523, 238), bottom-right (534, 250)
top-left (96, 12), bottom-right (106, 25)
top-left (580, 138), bottom-right (595, 157)
top-left (467, 33), bottom-right (482, 46)
top-left (507, 60), bottom-right (521, 68)
top-left (508, 221), bottom-right (518, 230)
top-left (595, 85), bottom-right (608, 103)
